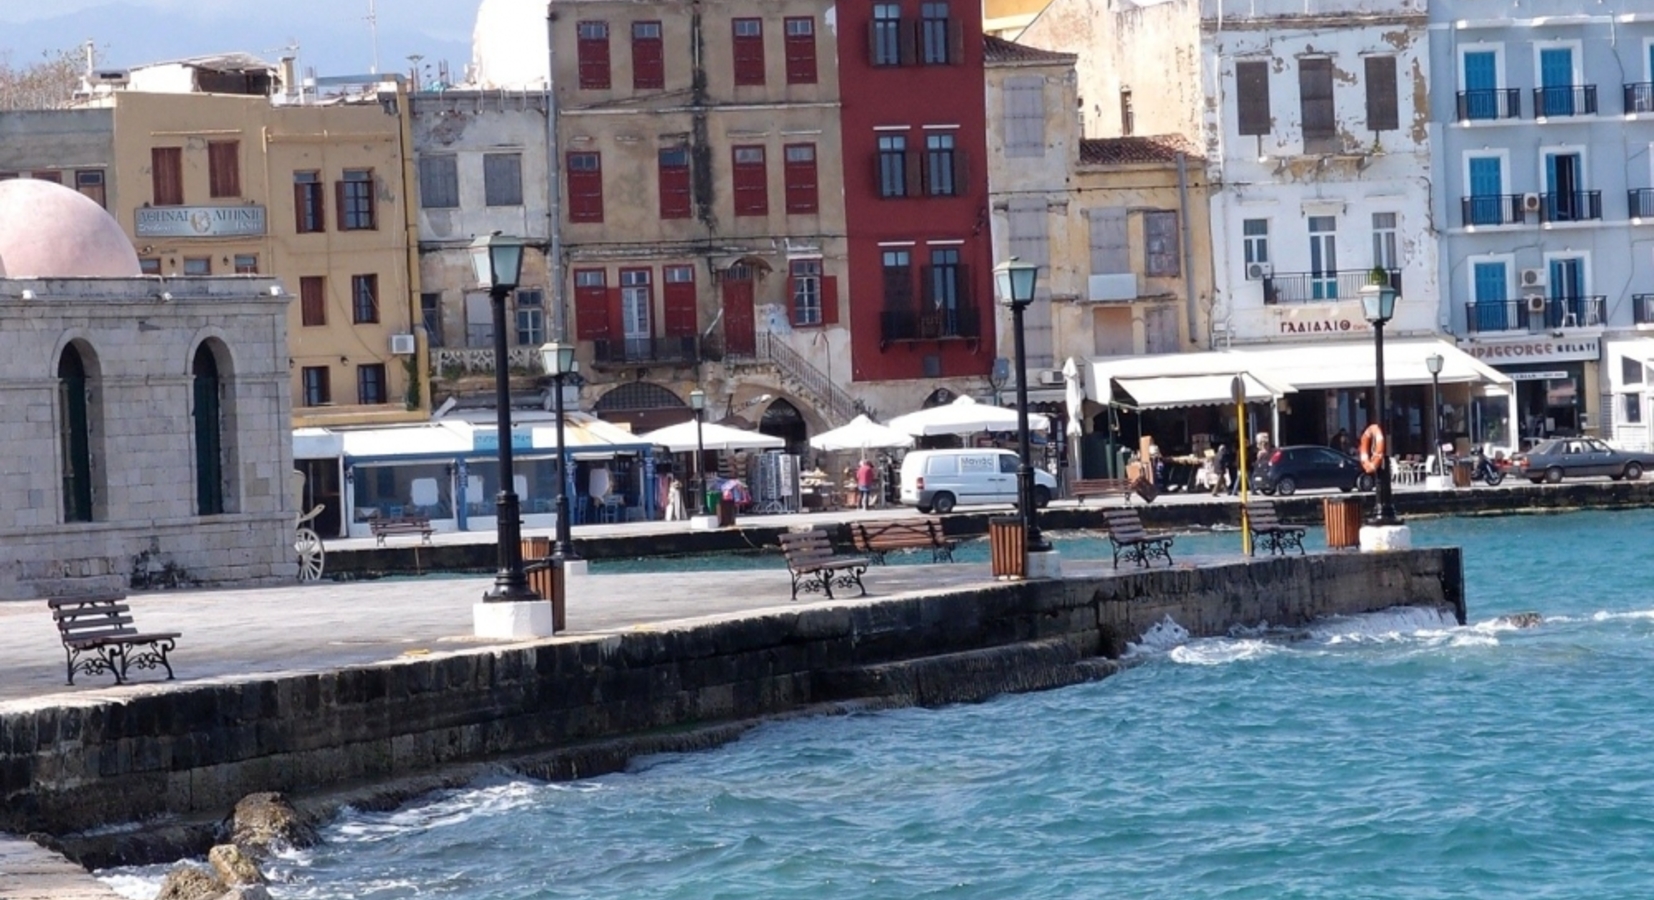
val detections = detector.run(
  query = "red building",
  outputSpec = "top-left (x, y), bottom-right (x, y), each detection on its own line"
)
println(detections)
top-left (835, 0), bottom-right (995, 384)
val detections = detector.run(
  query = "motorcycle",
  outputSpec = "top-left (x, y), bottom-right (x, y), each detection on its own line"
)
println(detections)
top-left (1468, 448), bottom-right (1504, 486)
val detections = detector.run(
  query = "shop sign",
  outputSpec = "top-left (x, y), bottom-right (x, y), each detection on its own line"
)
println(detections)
top-left (472, 429), bottom-right (532, 452)
top-left (1508, 370), bottom-right (1569, 381)
top-left (1269, 303), bottom-right (1370, 336)
top-left (135, 205), bottom-right (267, 238)
top-left (1460, 337), bottom-right (1599, 364)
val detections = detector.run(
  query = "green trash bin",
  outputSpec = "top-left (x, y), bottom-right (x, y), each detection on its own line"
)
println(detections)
top-left (705, 489), bottom-right (720, 515)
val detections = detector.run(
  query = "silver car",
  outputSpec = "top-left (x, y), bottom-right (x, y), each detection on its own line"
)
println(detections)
top-left (1514, 437), bottom-right (1654, 484)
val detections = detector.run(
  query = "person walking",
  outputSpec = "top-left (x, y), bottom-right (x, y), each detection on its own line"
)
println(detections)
top-left (1217, 443), bottom-right (1238, 496)
top-left (855, 458), bottom-right (877, 510)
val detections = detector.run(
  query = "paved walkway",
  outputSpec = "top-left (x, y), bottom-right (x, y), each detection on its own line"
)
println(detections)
top-left (0, 837), bottom-right (121, 899)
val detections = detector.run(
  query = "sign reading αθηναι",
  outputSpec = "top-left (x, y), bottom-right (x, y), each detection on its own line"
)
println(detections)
top-left (134, 205), bottom-right (267, 238)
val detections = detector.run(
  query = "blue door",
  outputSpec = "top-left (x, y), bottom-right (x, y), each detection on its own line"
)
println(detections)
top-left (1463, 51), bottom-right (1497, 119)
top-left (1468, 156), bottom-right (1504, 225)
top-left (1473, 261), bottom-right (1508, 331)
top-left (1540, 48), bottom-right (1575, 116)
top-left (1550, 257), bottom-right (1585, 327)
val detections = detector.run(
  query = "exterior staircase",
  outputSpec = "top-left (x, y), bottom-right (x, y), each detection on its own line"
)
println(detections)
top-left (731, 333), bottom-right (868, 424)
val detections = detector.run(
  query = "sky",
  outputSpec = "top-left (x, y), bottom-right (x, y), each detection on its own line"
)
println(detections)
top-left (2, 0), bottom-right (475, 83)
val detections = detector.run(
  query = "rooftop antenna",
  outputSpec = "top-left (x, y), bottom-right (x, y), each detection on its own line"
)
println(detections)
top-left (407, 54), bottom-right (423, 87)
top-left (366, 0), bottom-right (380, 74)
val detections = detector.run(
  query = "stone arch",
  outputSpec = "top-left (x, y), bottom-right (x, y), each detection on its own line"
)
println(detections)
top-left (190, 337), bottom-right (241, 515)
top-left (921, 387), bottom-right (958, 408)
top-left (55, 338), bottom-right (106, 523)
top-left (758, 397), bottom-right (808, 453)
top-left (594, 380), bottom-right (688, 432)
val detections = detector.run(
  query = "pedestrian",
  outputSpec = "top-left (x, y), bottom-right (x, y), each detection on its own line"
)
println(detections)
top-left (1332, 428), bottom-right (1350, 454)
top-left (856, 458), bottom-right (877, 510)
top-left (1217, 443), bottom-right (1238, 496)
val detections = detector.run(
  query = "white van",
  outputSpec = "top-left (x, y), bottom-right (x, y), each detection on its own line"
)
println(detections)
top-left (899, 449), bottom-right (1057, 514)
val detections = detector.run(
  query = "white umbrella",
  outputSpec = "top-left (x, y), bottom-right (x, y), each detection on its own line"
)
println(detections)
top-left (1062, 357), bottom-right (1085, 439)
top-left (638, 419), bottom-right (785, 453)
top-left (809, 414), bottom-right (915, 452)
top-left (886, 395), bottom-right (1050, 437)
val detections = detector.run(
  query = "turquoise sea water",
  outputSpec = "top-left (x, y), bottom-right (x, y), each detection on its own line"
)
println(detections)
top-left (104, 510), bottom-right (1654, 899)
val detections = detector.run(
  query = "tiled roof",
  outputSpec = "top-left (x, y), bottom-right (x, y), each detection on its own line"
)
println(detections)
top-left (1079, 134), bottom-right (1203, 165)
top-left (983, 35), bottom-right (1077, 65)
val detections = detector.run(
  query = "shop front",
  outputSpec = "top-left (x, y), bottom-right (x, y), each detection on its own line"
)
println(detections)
top-left (1458, 336), bottom-right (1599, 449)
top-left (1604, 339), bottom-right (1654, 451)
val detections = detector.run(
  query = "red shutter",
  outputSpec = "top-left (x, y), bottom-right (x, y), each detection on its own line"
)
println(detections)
top-left (574, 277), bottom-right (610, 340)
top-left (633, 31), bottom-right (664, 89)
top-left (784, 145), bottom-right (817, 214)
top-left (607, 287), bottom-right (625, 343)
top-left (293, 182), bottom-right (308, 232)
top-left (658, 153), bottom-right (691, 219)
top-left (663, 275), bottom-right (697, 337)
top-left (733, 21), bottom-right (766, 86)
top-left (569, 154), bottom-right (605, 223)
top-left (785, 20), bottom-right (817, 85)
top-left (733, 148), bottom-right (768, 216)
top-left (948, 19), bottom-right (965, 65)
top-left (578, 25), bottom-right (611, 89)
top-left (821, 275), bottom-right (839, 325)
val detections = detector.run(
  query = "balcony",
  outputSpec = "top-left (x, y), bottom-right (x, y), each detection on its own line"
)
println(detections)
top-left (1261, 269), bottom-right (1401, 305)
top-left (1631, 189), bottom-right (1654, 219)
top-left (1461, 194), bottom-right (1531, 227)
top-left (1541, 191), bottom-right (1602, 223)
top-left (1533, 85), bottom-right (1598, 117)
top-left (1626, 83), bottom-right (1654, 114)
top-left (1635, 294), bottom-right (1654, 326)
top-left (432, 346), bottom-right (543, 377)
top-left (1463, 296), bottom-right (1605, 334)
top-left (880, 305), bottom-right (982, 345)
top-left (590, 336), bottom-right (698, 367)
top-left (1456, 88), bottom-right (1522, 122)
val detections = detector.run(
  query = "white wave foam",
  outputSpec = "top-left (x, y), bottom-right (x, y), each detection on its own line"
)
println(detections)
top-left (331, 779), bottom-right (549, 843)
top-left (1309, 606), bottom-right (1461, 644)
top-left (1169, 639), bottom-right (1279, 666)
top-left (97, 872), bottom-right (164, 900)
top-left (1591, 608), bottom-right (1654, 622)
top-left (1126, 615), bottom-right (1191, 656)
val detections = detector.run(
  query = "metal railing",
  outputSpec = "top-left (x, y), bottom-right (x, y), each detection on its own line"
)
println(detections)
top-left (1630, 189), bottom-right (1654, 219)
top-left (432, 346), bottom-right (544, 376)
top-left (1626, 83), bottom-right (1654, 114)
top-left (1461, 194), bottom-right (1531, 227)
top-left (1463, 295), bottom-right (1606, 333)
top-left (1541, 191), bottom-right (1602, 223)
top-left (1533, 84), bottom-right (1598, 117)
top-left (1634, 294), bottom-right (1654, 325)
top-left (753, 332), bottom-right (863, 424)
top-left (880, 305), bottom-right (983, 342)
top-left (1457, 88), bottom-right (1522, 121)
top-left (590, 336), bottom-right (697, 366)
top-left (1261, 269), bottom-right (1401, 305)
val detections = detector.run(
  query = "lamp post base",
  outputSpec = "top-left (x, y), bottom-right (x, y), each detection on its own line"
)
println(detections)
top-left (1358, 523), bottom-right (1412, 553)
top-left (472, 599), bottom-right (556, 639)
top-left (1024, 548), bottom-right (1063, 579)
top-left (1424, 474), bottom-right (1452, 491)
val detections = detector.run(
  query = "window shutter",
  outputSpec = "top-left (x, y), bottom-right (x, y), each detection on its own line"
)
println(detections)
top-left (905, 149), bottom-right (922, 197)
top-left (954, 149), bottom-right (968, 196)
top-left (900, 20), bottom-right (917, 66)
top-left (956, 263), bottom-right (972, 310)
top-left (293, 182), bottom-right (307, 232)
top-left (1299, 58), bottom-right (1336, 151)
top-left (607, 287), bottom-right (625, 341)
top-left (948, 19), bottom-right (964, 65)
top-left (786, 274), bottom-right (801, 325)
top-left (335, 180), bottom-right (348, 231)
top-left (1365, 56), bottom-right (1399, 132)
top-left (821, 275), bottom-right (839, 324)
top-left (1236, 61), bottom-right (1271, 136)
top-left (867, 20), bottom-right (879, 65)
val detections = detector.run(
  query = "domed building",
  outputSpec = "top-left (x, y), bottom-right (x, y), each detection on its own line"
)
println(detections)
top-left (0, 179), bottom-right (295, 599)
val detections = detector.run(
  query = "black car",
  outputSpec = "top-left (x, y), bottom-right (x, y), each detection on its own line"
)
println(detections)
top-left (1251, 445), bottom-right (1376, 496)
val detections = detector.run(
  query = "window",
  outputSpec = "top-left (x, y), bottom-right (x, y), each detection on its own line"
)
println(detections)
top-left (294, 171), bottom-right (325, 233)
top-left (58, 348), bottom-right (95, 522)
top-left (632, 21), bottom-right (664, 89)
top-left (573, 269), bottom-right (610, 339)
top-left (784, 17), bottom-right (817, 84)
top-left (183, 257), bottom-right (211, 276)
top-left (882, 249), bottom-right (913, 308)
top-left (151, 146), bottom-right (183, 205)
top-left (338, 169), bottom-right (376, 230)
top-left (732, 145), bottom-right (768, 216)
top-left (578, 21), bottom-right (611, 89)
top-left (1003, 76), bottom-right (1045, 157)
top-left (663, 265), bottom-right (697, 337)
top-left (139, 258), bottom-right (161, 275)
top-left (352, 274), bottom-right (380, 324)
top-left (300, 277), bottom-right (326, 326)
top-left (928, 248), bottom-right (963, 334)
top-left (1624, 356), bottom-right (1644, 386)
top-left (921, 2), bottom-right (957, 65)
top-left (421, 292), bottom-right (444, 347)
top-left (357, 364), bottom-right (387, 405)
top-left (878, 134), bottom-right (909, 198)
top-left (418, 156), bottom-right (459, 208)
top-left (464, 293), bottom-right (493, 346)
top-left (871, 4), bottom-right (904, 67)
top-left (733, 18), bottom-right (765, 86)
top-left (1299, 57), bottom-right (1336, 153)
top-left (658, 147), bottom-right (692, 219)
top-left (233, 254), bottom-right (258, 274)
top-left (784, 144), bottom-right (818, 214)
top-left (791, 259), bottom-right (823, 325)
top-left (1243, 219), bottom-right (1270, 267)
top-left (1236, 61), bottom-right (1271, 137)
top-left (515, 289), bottom-right (545, 345)
top-left (30, 170), bottom-right (61, 183)
top-left (1088, 208), bottom-right (1129, 274)
top-left (484, 152), bottom-right (523, 206)
top-left (925, 133), bottom-right (958, 196)
top-left (191, 345), bottom-right (224, 516)
top-left (74, 169), bottom-right (105, 207)
top-left (1144, 210), bottom-right (1180, 277)
top-left (1372, 212), bottom-right (1398, 271)
top-left (1308, 215), bottom-right (1338, 299)
top-left (302, 367), bottom-right (332, 406)
top-left (1626, 393), bottom-right (1644, 425)
top-left (568, 152), bottom-right (604, 223)
top-left (620, 269), bottom-right (652, 352)
top-left (208, 140), bottom-right (240, 198)
top-left (1365, 56), bottom-right (1399, 132)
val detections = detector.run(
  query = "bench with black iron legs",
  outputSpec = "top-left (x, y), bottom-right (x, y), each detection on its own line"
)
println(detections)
top-left (49, 593), bottom-right (181, 686)
top-left (1245, 500), bottom-right (1306, 556)
top-left (370, 515), bottom-right (434, 546)
top-left (1101, 508), bottom-right (1176, 569)
top-left (779, 528), bottom-right (870, 601)
top-left (1071, 478), bottom-right (1131, 504)
top-left (851, 517), bottom-right (956, 565)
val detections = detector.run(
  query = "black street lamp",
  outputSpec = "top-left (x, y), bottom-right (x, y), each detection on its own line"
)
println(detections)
top-left (540, 340), bottom-right (579, 561)
top-left (471, 231), bottom-right (537, 602)
top-left (994, 257), bottom-right (1050, 553)
top-left (1360, 279), bottom-right (1401, 526)
top-left (1426, 351), bottom-right (1444, 479)
top-left (689, 389), bottom-right (707, 514)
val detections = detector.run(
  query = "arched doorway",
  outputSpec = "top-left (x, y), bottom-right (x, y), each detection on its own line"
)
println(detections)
top-left (57, 346), bottom-right (94, 523)
top-left (759, 398), bottom-right (808, 454)
top-left (593, 381), bottom-right (689, 433)
top-left (193, 344), bottom-right (225, 515)
top-left (921, 387), bottom-right (958, 408)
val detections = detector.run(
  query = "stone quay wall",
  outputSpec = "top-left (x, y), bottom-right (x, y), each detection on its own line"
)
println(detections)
top-left (1, 549), bottom-right (1462, 851)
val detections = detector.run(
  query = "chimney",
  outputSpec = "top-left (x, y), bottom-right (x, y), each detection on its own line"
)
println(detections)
top-left (279, 56), bottom-right (297, 102)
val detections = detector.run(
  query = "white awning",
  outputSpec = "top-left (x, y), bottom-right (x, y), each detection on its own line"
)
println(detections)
top-left (1113, 373), bottom-right (1284, 409)
top-left (293, 427), bottom-right (344, 459)
top-left (1605, 339), bottom-right (1654, 391)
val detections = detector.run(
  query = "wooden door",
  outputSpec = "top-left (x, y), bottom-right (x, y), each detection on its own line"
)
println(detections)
top-left (722, 265), bottom-right (756, 356)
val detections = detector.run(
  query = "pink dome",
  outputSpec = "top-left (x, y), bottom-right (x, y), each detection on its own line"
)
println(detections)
top-left (0, 179), bottom-right (141, 278)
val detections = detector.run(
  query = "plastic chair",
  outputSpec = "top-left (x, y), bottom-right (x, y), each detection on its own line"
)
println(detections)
top-left (598, 494), bottom-right (624, 523)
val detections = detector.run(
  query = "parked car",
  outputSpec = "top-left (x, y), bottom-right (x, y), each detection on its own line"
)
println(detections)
top-left (1513, 437), bottom-right (1654, 484)
top-left (1251, 445), bottom-right (1376, 496)
top-left (899, 449), bottom-right (1058, 514)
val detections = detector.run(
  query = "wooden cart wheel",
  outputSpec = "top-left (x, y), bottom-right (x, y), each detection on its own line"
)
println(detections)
top-left (295, 527), bottom-right (326, 582)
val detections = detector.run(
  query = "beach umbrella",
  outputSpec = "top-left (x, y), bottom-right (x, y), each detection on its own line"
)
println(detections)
top-left (1062, 357), bottom-right (1085, 439)
top-left (886, 394), bottom-right (1049, 437)
top-left (809, 414), bottom-right (915, 452)
top-left (637, 419), bottom-right (786, 453)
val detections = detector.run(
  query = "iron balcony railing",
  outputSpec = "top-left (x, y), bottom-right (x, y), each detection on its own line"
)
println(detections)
top-left (1630, 189), bottom-right (1654, 219)
top-left (1463, 295), bottom-right (1606, 334)
top-left (1461, 194), bottom-right (1531, 227)
top-left (1541, 190), bottom-right (1602, 223)
top-left (1626, 83), bottom-right (1654, 114)
top-left (590, 336), bottom-right (698, 366)
top-left (879, 305), bottom-right (982, 343)
top-left (1261, 268), bottom-right (1401, 305)
top-left (1635, 294), bottom-right (1654, 325)
top-left (1456, 88), bottom-right (1522, 122)
top-left (1533, 84), bottom-right (1598, 117)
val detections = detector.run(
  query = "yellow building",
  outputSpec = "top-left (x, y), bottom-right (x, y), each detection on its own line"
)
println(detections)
top-left (983, 0), bottom-right (1053, 38)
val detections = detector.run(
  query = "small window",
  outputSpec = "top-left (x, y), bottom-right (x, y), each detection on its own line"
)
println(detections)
top-left (515, 289), bottom-right (546, 346)
top-left (1144, 210), bottom-right (1180, 277)
top-left (1236, 61), bottom-right (1271, 137)
top-left (74, 169), bottom-right (106, 208)
top-left (1623, 356), bottom-right (1645, 386)
top-left (578, 21), bottom-right (611, 90)
top-left (484, 152), bottom-right (523, 207)
top-left (732, 145), bottom-right (768, 216)
top-left (1243, 219), bottom-right (1270, 265)
top-left (632, 21), bottom-right (664, 89)
top-left (421, 292), bottom-right (444, 347)
top-left (233, 254), bottom-right (258, 274)
top-left (208, 140), bottom-right (240, 198)
top-left (1120, 88), bottom-right (1135, 136)
top-left (418, 156), bottom-right (459, 208)
top-left (1299, 57), bottom-right (1336, 153)
top-left (1365, 56), bottom-right (1399, 132)
top-left (302, 366), bottom-right (332, 406)
top-left (183, 257), bottom-right (211, 276)
top-left (920, 2), bottom-right (952, 65)
top-left (1625, 393), bottom-right (1644, 424)
top-left (658, 146), bottom-right (692, 219)
top-left (925, 133), bottom-right (957, 196)
top-left (791, 259), bottom-right (822, 325)
top-left (783, 143), bottom-right (818, 214)
top-left (733, 18), bottom-right (765, 86)
top-left (352, 274), bottom-right (379, 324)
top-left (294, 171), bottom-right (325, 233)
top-left (568, 152), bottom-right (605, 223)
top-left (30, 170), bottom-right (61, 183)
top-left (300, 276), bottom-right (326, 326)
top-left (784, 17), bottom-right (817, 84)
top-left (878, 134), bottom-right (909, 198)
top-left (338, 169), bottom-right (376, 230)
top-left (871, 4), bottom-right (904, 67)
top-left (151, 146), bottom-right (183, 206)
top-left (357, 364), bottom-right (388, 405)
top-left (139, 258), bottom-right (161, 275)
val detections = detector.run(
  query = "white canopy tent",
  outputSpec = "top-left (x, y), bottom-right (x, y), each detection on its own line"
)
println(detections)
top-left (639, 419), bottom-right (786, 453)
top-left (809, 414), bottom-right (915, 452)
top-left (1111, 373), bottom-right (1287, 410)
top-left (887, 395), bottom-right (1050, 437)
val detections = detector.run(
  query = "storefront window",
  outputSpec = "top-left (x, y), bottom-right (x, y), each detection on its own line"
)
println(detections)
top-left (1471, 396), bottom-right (1510, 450)
top-left (1624, 393), bottom-right (1643, 425)
top-left (351, 463), bottom-right (452, 521)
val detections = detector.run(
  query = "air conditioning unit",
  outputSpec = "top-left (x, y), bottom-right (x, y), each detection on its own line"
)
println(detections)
top-left (1521, 193), bottom-right (1542, 213)
top-left (1520, 267), bottom-right (1547, 288)
top-left (389, 333), bottom-right (417, 355)
top-left (1037, 369), bottom-right (1066, 386)
top-left (1525, 294), bottom-right (1548, 314)
top-left (1247, 262), bottom-right (1274, 280)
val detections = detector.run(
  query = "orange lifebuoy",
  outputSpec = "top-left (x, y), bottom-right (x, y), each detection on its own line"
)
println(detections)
top-left (1358, 424), bottom-right (1386, 474)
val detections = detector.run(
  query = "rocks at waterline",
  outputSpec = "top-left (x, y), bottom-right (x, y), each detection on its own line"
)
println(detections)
top-left (229, 792), bottom-right (318, 858)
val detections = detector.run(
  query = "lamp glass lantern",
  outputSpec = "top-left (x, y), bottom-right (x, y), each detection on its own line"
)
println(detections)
top-left (994, 257), bottom-right (1039, 309)
top-left (1359, 282), bottom-right (1397, 323)
top-left (689, 389), bottom-right (706, 412)
top-left (540, 341), bottom-right (576, 376)
top-left (1425, 352), bottom-right (1444, 377)
top-left (469, 232), bottom-right (525, 292)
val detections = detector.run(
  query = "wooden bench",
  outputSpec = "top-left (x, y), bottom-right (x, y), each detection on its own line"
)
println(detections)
top-left (1245, 500), bottom-right (1306, 556)
top-left (1071, 478), bottom-right (1131, 504)
top-left (1101, 508), bottom-right (1176, 569)
top-left (779, 528), bottom-right (870, 602)
top-left (49, 593), bottom-right (180, 686)
top-left (370, 515), bottom-right (433, 546)
top-left (851, 517), bottom-right (956, 565)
